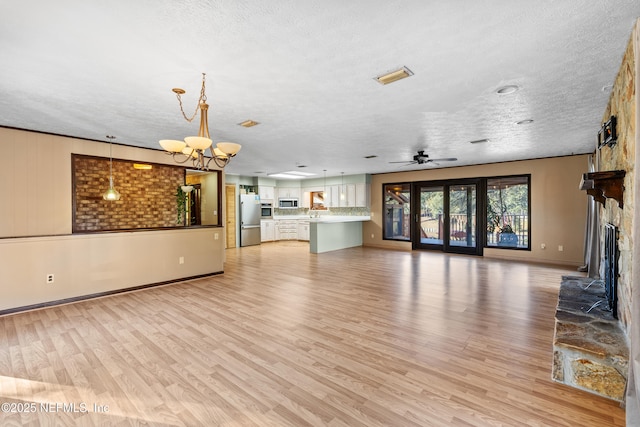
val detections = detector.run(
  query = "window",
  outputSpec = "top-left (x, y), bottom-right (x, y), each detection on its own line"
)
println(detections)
top-left (383, 183), bottom-right (411, 240)
top-left (486, 175), bottom-right (530, 249)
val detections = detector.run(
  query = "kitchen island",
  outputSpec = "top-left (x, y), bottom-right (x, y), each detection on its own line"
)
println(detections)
top-left (309, 216), bottom-right (370, 254)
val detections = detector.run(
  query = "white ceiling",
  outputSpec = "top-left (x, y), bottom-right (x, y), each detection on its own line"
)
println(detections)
top-left (1, 1), bottom-right (638, 178)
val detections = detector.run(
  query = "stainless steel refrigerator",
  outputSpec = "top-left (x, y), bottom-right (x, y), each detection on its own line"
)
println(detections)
top-left (240, 194), bottom-right (262, 246)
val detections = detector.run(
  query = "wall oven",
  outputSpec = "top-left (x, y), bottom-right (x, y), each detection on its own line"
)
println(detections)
top-left (261, 203), bottom-right (273, 219)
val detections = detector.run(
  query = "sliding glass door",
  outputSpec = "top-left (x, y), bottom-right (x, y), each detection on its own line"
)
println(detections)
top-left (447, 183), bottom-right (478, 254)
top-left (413, 180), bottom-right (482, 255)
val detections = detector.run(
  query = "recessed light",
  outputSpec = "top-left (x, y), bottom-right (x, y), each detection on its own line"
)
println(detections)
top-left (374, 66), bottom-right (414, 85)
top-left (469, 138), bottom-right (490, 144)
top-left (364, 155), bottom-right (378, 159)
top-left (238, 119), bottom-right (260, 127)
top-left (516, 119), bottom-right (534, 125)
top-left (496, 85), bottom-right (519, 94)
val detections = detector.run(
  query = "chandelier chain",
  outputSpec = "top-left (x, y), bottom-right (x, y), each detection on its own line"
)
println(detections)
top-left (175, 73), bottom-right (208, 123)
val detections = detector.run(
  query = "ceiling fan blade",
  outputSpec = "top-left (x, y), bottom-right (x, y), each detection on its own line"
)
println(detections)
top-left (389, 160), bottom-right (416, 164)
top-left (428, 157), bottom-right (457, 162)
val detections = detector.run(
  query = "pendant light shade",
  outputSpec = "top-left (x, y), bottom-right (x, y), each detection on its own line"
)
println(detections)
top-left (103, 135), bottom-right (121, 201)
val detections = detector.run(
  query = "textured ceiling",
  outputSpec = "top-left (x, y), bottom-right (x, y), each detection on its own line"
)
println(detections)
top-left (1, 1), bottom-right (638, 178)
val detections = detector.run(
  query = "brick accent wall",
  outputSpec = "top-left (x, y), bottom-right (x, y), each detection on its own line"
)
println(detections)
top-left (73, 155), bottom-right (184, 231)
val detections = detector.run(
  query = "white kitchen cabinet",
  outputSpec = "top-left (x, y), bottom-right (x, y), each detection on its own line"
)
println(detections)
top-left (259, 186), bottom-right (275, 201)
top-left (298, 221), bottom-right (310, 241)
top-left (276, 187), bottom-right (301, 199)
top-left (330, 184), bottom-right (356, 207)
top-left (275, 220), bottom-right (298, 240)
top-left (301, 191), bottom-right (311, 208)
top-left (261, 219), bottom-right (275, 242)
top-left (328, 185), bottom-right (340, 208)
top-left (355, 183), bottom-right (369, 207)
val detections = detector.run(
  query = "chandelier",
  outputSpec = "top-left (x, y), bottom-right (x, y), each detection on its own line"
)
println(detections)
top-left (159, 73), bottom-right (241, 169)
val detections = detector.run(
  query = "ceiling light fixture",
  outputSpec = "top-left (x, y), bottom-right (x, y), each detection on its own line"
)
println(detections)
top-left (238, 119), bottom-right (260, 127)
top-left (133, 163), bottom-right (153, 170)
top-left (374, 66), bottom-right (414, 85)
top-left (267, 171), bottom-right (316, 179)
top-left (496, 85), bottom-right (519, 94)
top-left (159, 73), bottom-right (241, 170)
top-left (103, 135), bottom-right (121, 201)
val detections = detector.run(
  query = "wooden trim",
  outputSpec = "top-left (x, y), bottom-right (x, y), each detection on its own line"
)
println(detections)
top-left (0, 272), bottom-right (223, 317)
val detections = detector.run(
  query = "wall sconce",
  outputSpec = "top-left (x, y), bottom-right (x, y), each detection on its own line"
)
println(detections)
top-left (598, 116), bottom-right (617, 149)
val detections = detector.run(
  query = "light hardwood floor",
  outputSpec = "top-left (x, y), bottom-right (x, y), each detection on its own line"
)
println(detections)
top-left (0, 241), bottom-right (626, 426)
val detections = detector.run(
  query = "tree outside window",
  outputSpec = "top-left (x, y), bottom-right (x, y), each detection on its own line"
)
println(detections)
top-left (486, 176), bottom-right (530, 248)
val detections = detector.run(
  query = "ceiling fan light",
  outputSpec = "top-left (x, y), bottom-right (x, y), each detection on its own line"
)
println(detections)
top-left (159, 139), bottom-right (186, 153)
top-left (216, 142), bottom-right (242, 156)
top-left (184, 136), bottom-right (212, 150)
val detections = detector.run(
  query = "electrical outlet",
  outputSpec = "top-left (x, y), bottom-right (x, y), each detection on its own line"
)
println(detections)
top-left (179, 256), bottom-right (184, 264)
top-left (540, 243), bottom-right (546, 249)
top-left (46, 274), bottom-right (54, 284)
top-left (214, 233), bottom-right (219, 240)
top-left (371, 234), bottom-right (374, 239)
top-left (558, 245), bottom-right (564, 252)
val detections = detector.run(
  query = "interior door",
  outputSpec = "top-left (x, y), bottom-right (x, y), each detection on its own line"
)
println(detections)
top-left (225, 184), bottom-right (236, 249)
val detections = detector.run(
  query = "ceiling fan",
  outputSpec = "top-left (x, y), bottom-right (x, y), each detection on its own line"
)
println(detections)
top-left (390, 150), bottom-right (458, 166)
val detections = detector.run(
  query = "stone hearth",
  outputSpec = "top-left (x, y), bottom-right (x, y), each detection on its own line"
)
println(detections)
top-left (552, 276), bottom-right (628, 402)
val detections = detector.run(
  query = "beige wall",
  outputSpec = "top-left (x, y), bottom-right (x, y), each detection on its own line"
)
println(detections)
top-left (364, 155), bottom-right (589, 266)
top-left (0, 127), bottom-right (225, 312)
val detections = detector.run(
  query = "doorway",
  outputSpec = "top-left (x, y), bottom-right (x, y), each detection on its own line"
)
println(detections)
top-left (412, 179), bottom-right (482, 255)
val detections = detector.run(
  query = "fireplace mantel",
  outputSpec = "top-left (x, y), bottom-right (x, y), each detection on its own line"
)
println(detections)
top-left (579, 170), bottom-right (625, 208)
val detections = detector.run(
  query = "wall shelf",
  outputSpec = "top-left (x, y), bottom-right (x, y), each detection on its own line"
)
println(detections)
top-left (579, 170), bottom-right (625, 208)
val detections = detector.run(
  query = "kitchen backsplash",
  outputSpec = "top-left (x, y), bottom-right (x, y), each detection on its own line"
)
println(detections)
top-left (274, 207), bottom-right (370, 216)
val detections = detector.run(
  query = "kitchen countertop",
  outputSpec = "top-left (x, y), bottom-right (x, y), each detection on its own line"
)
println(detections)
top-left (271, 215), bottom-right (370, 222)
top-left (308, 216), bottom-right (371, 223)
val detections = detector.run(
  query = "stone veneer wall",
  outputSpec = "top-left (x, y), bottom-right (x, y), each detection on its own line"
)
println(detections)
top-left (599, 30), bottom-right (636, 334)
top-left (73, 155), bottom-right (184, 231)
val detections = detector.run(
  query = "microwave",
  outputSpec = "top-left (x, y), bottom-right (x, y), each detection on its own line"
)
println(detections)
top-left (278, 198), bottom-right (299, 209)
top-left (261, 203), bottom-right (273, 219)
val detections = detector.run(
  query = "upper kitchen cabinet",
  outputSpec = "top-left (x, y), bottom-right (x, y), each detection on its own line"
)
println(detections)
top-left (259, 186), bottom-right (275, 201)
top-left (326, 183), bottom-right (369, 208)
top-left (277, 187), bottom-right (301, 199)
top-left (355, 183), bottom-right (369, 208)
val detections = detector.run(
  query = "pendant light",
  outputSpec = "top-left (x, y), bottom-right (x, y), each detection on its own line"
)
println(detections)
top-left (103, 135), bottom-right (121, 201)
top-left (323, 169), bottom-right (327, 199)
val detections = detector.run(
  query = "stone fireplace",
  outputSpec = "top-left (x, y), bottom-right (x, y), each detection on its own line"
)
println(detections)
top-left (554, 22), bottom-right (638, 415)
top-left (552, 275), bottom-right (628, 401)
